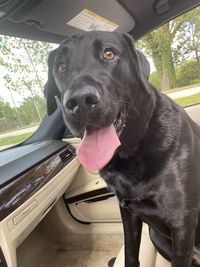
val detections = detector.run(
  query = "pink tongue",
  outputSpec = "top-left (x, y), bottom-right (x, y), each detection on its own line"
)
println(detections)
top-left (77, 124), bottom-right (121, 171)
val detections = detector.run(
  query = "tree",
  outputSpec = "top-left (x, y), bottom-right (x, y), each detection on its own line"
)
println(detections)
top-left (138, 7), bottom-right (200, 91)
top-left (0, 97), bottom-right (15, 130)
top-left (0, 35), bottom-right (55, 126)
top-left (173, 7), bottom-right (200, 79)
top-left (149, 71), bottom-right (161, 91)
top-left (138, 22), bottom-right (178, 90)
top-left (159, 23), bottom-right (177, 90)
top-left (17, 95), bottom-right (46, 125)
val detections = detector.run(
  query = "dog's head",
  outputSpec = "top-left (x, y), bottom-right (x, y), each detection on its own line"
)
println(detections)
top-left (45, 31), bottom-right (153, 170)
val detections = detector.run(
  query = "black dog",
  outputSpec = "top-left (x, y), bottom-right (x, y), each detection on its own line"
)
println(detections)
top-left (45, 31), bottom-right (200, 267)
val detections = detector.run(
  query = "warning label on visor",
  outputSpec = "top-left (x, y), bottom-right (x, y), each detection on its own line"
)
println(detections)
top-left (67, 9), bottom-right (119, 32)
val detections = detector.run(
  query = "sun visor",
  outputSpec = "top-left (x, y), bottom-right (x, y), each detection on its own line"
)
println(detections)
top-left (0, 0), bottom-right (135, 42)
top-left (0, 0), bottom-right (42, 22)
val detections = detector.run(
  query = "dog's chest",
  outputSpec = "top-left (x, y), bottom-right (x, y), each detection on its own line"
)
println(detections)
top-left (101, 166), bottom-right (173, 237)
top-left (101, 165), bottom-right (158, 216)
top-left (100, 158), bottom-right (170, 228)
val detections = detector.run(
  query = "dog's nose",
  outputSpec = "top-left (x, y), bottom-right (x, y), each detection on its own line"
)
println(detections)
top-left (65, 90), bottom-right (100, 112)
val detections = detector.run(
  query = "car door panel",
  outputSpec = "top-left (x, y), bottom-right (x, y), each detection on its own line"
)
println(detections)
top-left (64, 164), bottom-right (121, 223)
top-left (68, 196), bottom-right (121, 223)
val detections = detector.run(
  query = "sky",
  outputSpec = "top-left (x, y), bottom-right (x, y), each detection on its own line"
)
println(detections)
top-left (0, 34), bottom-right (57, 108)
top-left (0, 65), bottom-right (46, 107)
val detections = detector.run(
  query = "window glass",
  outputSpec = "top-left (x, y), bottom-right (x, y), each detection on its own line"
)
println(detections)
top-left (0, 36), bottom-right (55, 150)
top-left (138, 6), bottom-right (200, 107)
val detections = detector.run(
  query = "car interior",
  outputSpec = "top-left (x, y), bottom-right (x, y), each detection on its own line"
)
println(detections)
top-left (0, 1), bottom-right (200, 267)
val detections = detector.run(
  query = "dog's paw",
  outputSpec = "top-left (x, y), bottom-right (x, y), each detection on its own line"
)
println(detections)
top-left (107, 257), bottom-right (116, 267)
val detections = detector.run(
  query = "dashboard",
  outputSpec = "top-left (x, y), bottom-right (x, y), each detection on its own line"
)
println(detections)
top-left (0, 142), bottom-right (80, 267)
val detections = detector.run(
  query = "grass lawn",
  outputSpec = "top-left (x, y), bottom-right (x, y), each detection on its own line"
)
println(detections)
top-left (0, 132), bottom-right (33, 148)
top-left (175, 93), bottom-right (200, 107)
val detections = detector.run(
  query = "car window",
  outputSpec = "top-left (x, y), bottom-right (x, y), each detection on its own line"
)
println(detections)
top-left (138, 6), bottom-right (200, 108)
top-left (0, 36), bottom-right (56, 151)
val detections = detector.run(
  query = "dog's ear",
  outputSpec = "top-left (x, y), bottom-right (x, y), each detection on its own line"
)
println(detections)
top-left (123, 34), bottom-right (150, 92)
top-left (44, 49), bottom-right (60, 116)
top-left (136, 49), bottom-right (150, 81)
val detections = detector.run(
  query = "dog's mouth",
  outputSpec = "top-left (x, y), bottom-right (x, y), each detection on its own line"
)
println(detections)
top-left (76, 110), bottom-right (126, 171)
top-left (113, 110), bottom-right (127, 135)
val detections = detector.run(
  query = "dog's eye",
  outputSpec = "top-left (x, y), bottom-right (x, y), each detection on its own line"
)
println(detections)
top-left (103, 49), bottom-right (116, 61)
top-left (58, 63), bottom-right (66, 73)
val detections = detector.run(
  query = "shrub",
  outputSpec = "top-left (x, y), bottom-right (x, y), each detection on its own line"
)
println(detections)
top-left (176, 59), bottom-right (200, 87)
top-left (149, 71), bottom-right (161, 91)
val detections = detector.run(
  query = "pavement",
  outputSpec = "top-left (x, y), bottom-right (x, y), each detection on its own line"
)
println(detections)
top-left (166, 86), bottom-right (200, 99)
top-left (0, 125), bottom-right (38, 139)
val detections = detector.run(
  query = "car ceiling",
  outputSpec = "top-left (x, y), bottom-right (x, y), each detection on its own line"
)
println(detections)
top-left (0, 0), bottom-right (199, 43)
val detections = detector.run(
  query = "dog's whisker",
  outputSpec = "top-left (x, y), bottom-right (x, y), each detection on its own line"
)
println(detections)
top-left (110, 100), bottom-right (140, 116)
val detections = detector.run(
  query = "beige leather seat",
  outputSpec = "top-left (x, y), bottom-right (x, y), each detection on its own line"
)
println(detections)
top-left (113, 224), bottom-right (170, 267)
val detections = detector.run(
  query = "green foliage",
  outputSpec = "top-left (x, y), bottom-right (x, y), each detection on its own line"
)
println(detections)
top-left (17, 96), bottom-right (46, 125)
top-left (139, 6), bottom-right (200, 90)
top-left (0, 95), bottom-right (46, 132)
top-left (0, 35), bottom-right (55, 135)
top-left (137, 31), bottom-right (162, 77)
top-left (0, 35), bottom-right (54, 113)
top-left (173, 7), bottom-right (200, 64)
top-left (139, 22), bottom-right (177, 90)
top-left (149, 72), bottom-right (161, 91)
top-left (176, 60), bottom-right (200, 87)
top-left (0, 98), bottom-right (16, 130)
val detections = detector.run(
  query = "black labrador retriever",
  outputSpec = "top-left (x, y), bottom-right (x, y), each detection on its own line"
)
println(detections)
top-left (45, 31), bottom-right (200, 267)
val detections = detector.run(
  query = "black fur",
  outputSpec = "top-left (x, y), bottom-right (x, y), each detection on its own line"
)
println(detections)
top-left (45, 31), bottom-right (200, 267)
